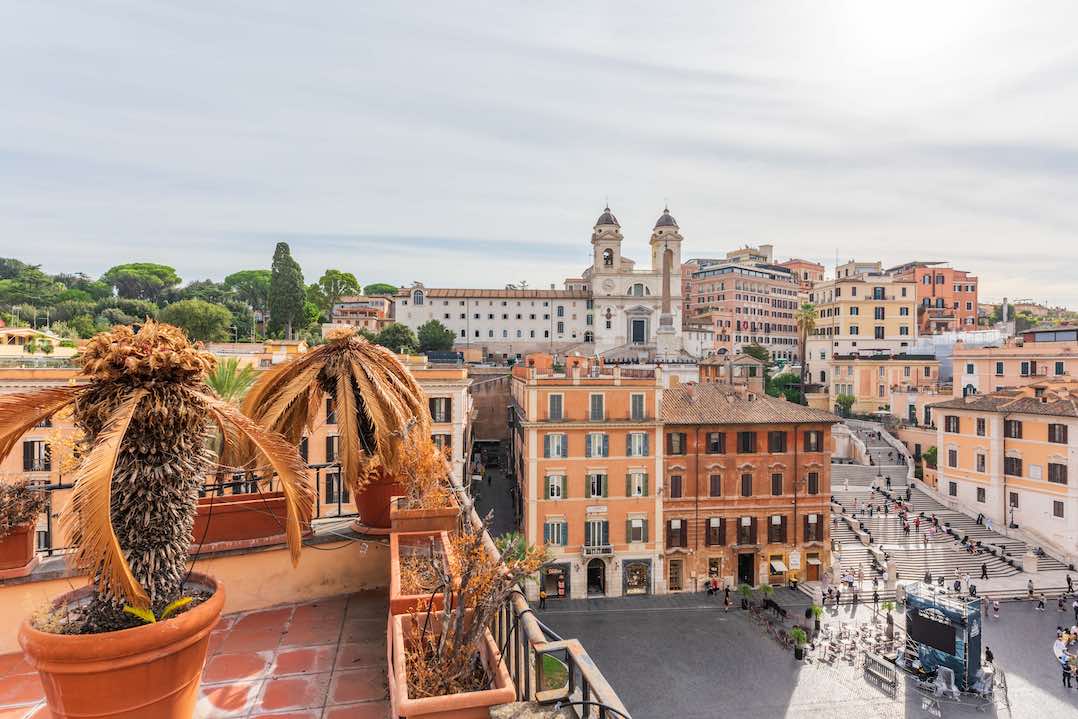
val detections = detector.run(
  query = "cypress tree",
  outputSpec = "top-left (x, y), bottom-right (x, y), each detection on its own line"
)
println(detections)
top-left (268, 242), bottom-right (306, 340)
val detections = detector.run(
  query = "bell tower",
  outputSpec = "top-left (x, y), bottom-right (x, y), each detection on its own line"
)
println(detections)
top-left (650, 207), bottom-right (684, 358)
top-left (591, 206), bottom-right (623, 276)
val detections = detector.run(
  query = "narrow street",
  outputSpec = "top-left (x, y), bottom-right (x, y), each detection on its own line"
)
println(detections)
top-left (470, 443), bottom-right (519, 538)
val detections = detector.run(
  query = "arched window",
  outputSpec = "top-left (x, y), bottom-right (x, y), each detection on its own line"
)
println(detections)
top-left (584, 331), bottom-right (594, 343)
top-left (602, 248), bottom-right (613, 267)
top-left (412, 290), bottom-right (425, 305)
top-left (630, 283), bottom-right (645, 297)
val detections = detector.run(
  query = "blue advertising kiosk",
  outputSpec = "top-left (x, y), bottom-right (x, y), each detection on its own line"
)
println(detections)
top-left (904, 583), bottom-right (982, 690)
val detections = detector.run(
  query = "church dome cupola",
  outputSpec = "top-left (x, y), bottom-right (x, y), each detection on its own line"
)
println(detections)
top-left (654, 206), bottom-right (678, 229)
top-left (595, 205), bottom-right (620, 228)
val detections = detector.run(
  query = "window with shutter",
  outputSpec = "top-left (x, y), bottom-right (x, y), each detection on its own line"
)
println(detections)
top-left (630, 393), bottom-right (645, 420)
top-left (737, 432), bottom-right (756, 453)
top-left (548, 394), bottom-right (563, 421)
top-left (325, 435), bottom-right (338, 463)
top-left (590, 394), bottom-right (605, 420)
top-left (771, 473), bottom-right (782, 496)
top-left (706, 432), bottom-right (725, 454)
top-left (803, 431), bottom-right (822, 452)
top-left (1048, 463), bottom-right (1068, 485)
top-left (1049, 423), bottom-right (1068, 444)
top-left (709, 474), bottom-right (721, 497)
top-left (740, 474), bottom-right (752, 497)
top-left (768, 431), bottom-right (787, 453)
top-left (680, 521), bottom-right (688, 548)
top-left (807, 471), bottom-right (820, 495)
top-left (669, 475), bottom-right (683, 498)
top-left (326, 398), bottom-right (337, 424)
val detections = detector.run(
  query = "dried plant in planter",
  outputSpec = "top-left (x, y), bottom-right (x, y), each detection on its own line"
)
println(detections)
top-left (0, 480), bottom-right (48, 538)
top-left (398, 538), bottom-right (445, 596)
top-left (396, 434), bottom-right (454, 511)
top-left (235, 327), bottom-right (430, 498)
top-left (0, 321), bottom-right (313, 633)
top-left (405, 519), bottom-right (548, 697)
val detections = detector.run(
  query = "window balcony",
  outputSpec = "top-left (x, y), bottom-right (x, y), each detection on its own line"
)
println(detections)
top-left (582, 543), bottom-right (614, 557)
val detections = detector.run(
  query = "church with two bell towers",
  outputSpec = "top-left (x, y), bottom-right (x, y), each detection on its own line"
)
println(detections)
top-left (394, 206), bottom-right (695, 362)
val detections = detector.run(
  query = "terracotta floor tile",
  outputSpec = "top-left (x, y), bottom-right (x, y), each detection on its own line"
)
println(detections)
top-left (202, 651), bottom-right (273, 684)
top-left (196, 679), bottom-right (263, 718)
top-left (328, 667), bottom-right (387, 705)
top-left (249, 711), bottom-right (321, 719)
top-left (345, 592), bottom-right (388, 620)
top-left (335, 641), bottom-right (384, 671)
top-left (218, 629), bottom-right (283, 654)
top-left (213, 615), bottom-right (237, 632)
top-left (0, 654), bottom-right (33, 679)
top-left (273, 646), bottom-right (336, 677)
top-left (206, 630), bottom-right (229, 657)
top-left (256, 672), bottom-right (331, 712)
top-left (0, 673), bottom-right (44, 707)
top-left (341, 619), bottom-right (385, 645)
top-left (231, 607), bottom-right (294, 633)
top-left (291, 597), bottom-right (347, 625)
top-left (323, 700), bottom-right (391, 719)
top-left (279, 621), bottom-right (341, 648)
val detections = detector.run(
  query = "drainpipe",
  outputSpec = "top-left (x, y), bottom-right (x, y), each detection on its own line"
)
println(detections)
top-left (1001, 412), bottom-right (1010, 530)
top-left (694, 425), bottom-right (701, 592)
top-left (793, 423), bottom-right (799, 585)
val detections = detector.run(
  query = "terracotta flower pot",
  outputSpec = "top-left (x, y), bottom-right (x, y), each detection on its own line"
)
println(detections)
top-left (390, 530), bottom-right (456, 615)
top-left (19, 572), bottom-right (225, 719)
top-left (390, 495), bottom-right (460, 534)
top-left (389, 610), bottom-right (515, 718)
top-left (351, 470), bottom-right (401, 535)
top-left (0, 523), bottom-right (38, 579)
top-left (192, 491), bottom-right (309, 553)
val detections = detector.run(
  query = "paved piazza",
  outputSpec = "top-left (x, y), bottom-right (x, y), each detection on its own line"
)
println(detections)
top-left (541, 591), bottom-right (1078, 719)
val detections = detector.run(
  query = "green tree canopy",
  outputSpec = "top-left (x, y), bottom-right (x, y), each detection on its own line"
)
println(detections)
top-left (158, 299), bottom-right (233, 341)
top-left (835, 393), bottom-right (856, 417)
top-left (206, 357), bottom-right (260, 403)
top-left (766, 372), bottom-right (800, 403)
top-left (315, 269), bottom-right (361, 317)
top-left (374, 323), bottom-right (418, 354)
top-left (417, 319), bottom-right (455, 352)
top-left (0, 258), bottom-right (31, 280)
top-left (268, 243), bottom-right (306, 339)
top-left (224, 270), bottom-right (271, 312)
top-left (363, 282), bottom-right (397, 297)
top-left (101, 263), bottom-right (180, 301)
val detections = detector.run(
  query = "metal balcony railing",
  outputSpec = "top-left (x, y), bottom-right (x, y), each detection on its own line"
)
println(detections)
top-left (581, 544), bottom-right (613, 557)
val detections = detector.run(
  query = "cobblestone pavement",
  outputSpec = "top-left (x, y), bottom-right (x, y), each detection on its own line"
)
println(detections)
top-left (540, 591), bottom-right (1078, 718)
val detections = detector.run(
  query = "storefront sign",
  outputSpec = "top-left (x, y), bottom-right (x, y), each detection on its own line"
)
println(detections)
top-left (789, 550), bottom-right (801, 570)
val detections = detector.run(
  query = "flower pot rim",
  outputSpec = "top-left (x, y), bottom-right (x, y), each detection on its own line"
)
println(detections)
top-left (391, 610), bottom-right (515, 714)
top-left (390, 495), bottom-right (459, 515)
top-left (18, 572), bottom-right (225, 665)
top-left (0, 520), bottom-right (36, 541)
top-left (390, 530), bottom-right (455, 610)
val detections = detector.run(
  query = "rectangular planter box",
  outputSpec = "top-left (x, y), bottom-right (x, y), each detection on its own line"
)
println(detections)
top-left (0, 523), bottom-right (38, 579)
top-left (390, 530), bottom-right (455, 616)
top-left (390, 495), bottom-right (460, 534)
top-left (191, 491), bottom-right (310, 553)
top-left (389, 610), bottom-right (515, 719)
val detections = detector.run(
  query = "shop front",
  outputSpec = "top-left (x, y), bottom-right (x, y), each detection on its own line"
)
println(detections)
top-left (541, 562), bottom-right (571, 599)
top-left (622, 558), bottom-right (652, 595)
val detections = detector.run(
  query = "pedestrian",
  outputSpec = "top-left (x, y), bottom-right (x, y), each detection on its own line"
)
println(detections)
top-left (1068, 574), bottom-right (1074, 594)
top-left (873, 590), bottom-right (879, 610)
top-left (981, 562), bottom-right (988, 581)
top-left (923, 532), bottom-right (929, 550)
top-left (963, 572), bottom-right (971, 591)
top-left (954, 578), bottom-right (961, 593)
top-left (539, 589), bottom-right (547, 610)
top-left (1038, 593), bottom-right (1047, 611)
top-left (857, 565), bottom-right (864, 585)
top-left (985, 645), bottom-right (994, 665)
top-left (724, 585), bottom-right (731, 612)
top-left (1063, 657), bottom-right (1073, 688)
top-left (992, 600), bottom-right (1000, 619)
top-left (915, 517), bottom-right (920, 531)
top-left (1028, 579), bottom-right (1035, 599)
top-left (924, 570), bottom-right (932, 585)
top-left (844, 477), bottom-right (849, 492)
top-left (836, 588), bottom-right (842, 607)
top-left (1072, 598), bottom-right (1078, 623)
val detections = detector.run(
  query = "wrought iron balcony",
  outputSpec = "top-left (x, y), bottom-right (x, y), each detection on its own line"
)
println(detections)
top-left (582, 543), bottom-right (614, 557)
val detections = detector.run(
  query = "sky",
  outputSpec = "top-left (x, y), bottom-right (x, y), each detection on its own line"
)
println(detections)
top-left (2, 1), bottom-right (1078, 306)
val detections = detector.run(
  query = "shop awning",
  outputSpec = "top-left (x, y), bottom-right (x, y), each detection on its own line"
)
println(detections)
top-left (807, 558), bottom-right (822, 565)
top-left (770, 560), bottom-right (788, 572)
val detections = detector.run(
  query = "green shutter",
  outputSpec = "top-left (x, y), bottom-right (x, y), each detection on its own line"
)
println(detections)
top-left (561, 523), bottom-right (568, 546)
top-left (561, 476), bottom-right (567, 499)
top-left (642, 519), bottom-right (648, 543)
top-left (643, 474), bottom-right (649, 496)
top-left (544, 476), bottom-right (551, 500)
top-left (601, 475), bottom-right (608, 498)
top-left (626, 518), bottom-right (633, 543)
top-left (543, 523), bottom-right (550, 544)
top-left (626, 473), bottom-right (632, 497)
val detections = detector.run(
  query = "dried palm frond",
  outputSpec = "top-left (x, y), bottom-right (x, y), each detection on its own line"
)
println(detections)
top-left (194, 390), bottom-right (314, 565)
top-left (62, 389), bottom-right (150, 608)
top-left (0, 387), bottom-right (83, 461)
top-left (241, 328), bottom-right (429, 494)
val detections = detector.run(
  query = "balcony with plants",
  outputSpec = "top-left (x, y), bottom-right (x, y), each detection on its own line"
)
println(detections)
top-left (0, 323), bottom-right (627, 719)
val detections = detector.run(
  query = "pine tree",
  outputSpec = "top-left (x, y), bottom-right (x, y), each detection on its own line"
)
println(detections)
top-left (268, 243), bottom-right (306, 340)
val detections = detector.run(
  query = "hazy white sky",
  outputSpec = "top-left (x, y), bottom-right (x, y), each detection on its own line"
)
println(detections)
top-left (2, 1), bottom-right (1077, 305)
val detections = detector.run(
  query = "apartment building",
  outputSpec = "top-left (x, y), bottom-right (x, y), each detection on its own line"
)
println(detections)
top-left (698, 354), bottom-right (766, 395)
top-left (327, 295), bottom-right (393, 333)
top-left (805, 266), bottom-right (918, 387)
top-left (828, 353), bottom-right (940, 415)
top-left (686, 261), bottom-right (800, 362)
top-left (952, 326), bottom-right (1078, 397)
top-left (776, 258), bottom-right (825, 294)
top-left (511, 354), bottom-right (664, 599)
top-left (661, 381), bottom-right (837, 591)
top-left (931, 380), bottom-right (1078, 556)
top-left (886, 262), bottom-right (979, 333)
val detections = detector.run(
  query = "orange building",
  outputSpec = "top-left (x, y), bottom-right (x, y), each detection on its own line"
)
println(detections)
top-left (887, 262), bottom-right (979, 333)
top-left (930, 379), bottom-right (1078, 556)
top-left (698, 353), bottom-right (766, 395)
top-left (952, 327), bottom-right (1078, 397)
top-left (661, 382), bottom-right (837, 591)
top-left (776, 258), bottom-right (825, 293)
top-left (511, 354), bottom-right (663, 599)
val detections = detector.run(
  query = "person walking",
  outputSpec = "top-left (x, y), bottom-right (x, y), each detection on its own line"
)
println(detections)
top-left (992, 600), bottom-right (1000, 619)
top-left (844, 477), bottom-right (849, 492)
top-left (857, 565), bottom-right (864, 586)
top-left (1062, 656), bottom-right (1073, 688)
top-left (981, 562), bottom-right (988, 581)
top-left (923, 532), bottom-right (930, 550)
top-left (873, 590), bottom-right (880, 610)
top-left (924, 570), bottom-right (932, 585)
top-left (1072, 597), bottom-right (1078, 623)
top-left (1037, 593), bottom-right (1047, 611)
top-left (985, 645), bottom-right (994, 665)
top-left (1067, 574), bottom-right (1074, 594)
top-left (914, 516), bottom-right (920, 531)
top-left (963, 572), bottom-right (971, 592)
top-left (724, 585), bottom-right (731, 612)
top-left (1058, 594), bottom-right (1066, 613)
top-left (1028, 579), bottom-right (1035, 599)
top-left (539, 589), bottom-right (547, 610)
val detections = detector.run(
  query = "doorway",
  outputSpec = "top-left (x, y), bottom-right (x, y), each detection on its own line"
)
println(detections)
top-left (586, 558), bottom-right (606, 596)
top-left (737, 553), bottom-right (755, 586)
top-left (630, 318), bottom-right (646, 344)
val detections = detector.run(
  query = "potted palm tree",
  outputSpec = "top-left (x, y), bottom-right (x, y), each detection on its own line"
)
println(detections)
top-left (0, 481), bottom-right (47, 579)
top-left (389, 522), bottom-right (547, 717)
top-left (0, 322), bottom-right (313, 719)
top-left (790, 627), bottom-right (808, 660)
top-left (237, 327), bottom-right (429, 532)
top-left (390, 434), bottom-right (460, 533)
top-left (810, 604), bottom-right (824, 632)
top-left (737, 583), bottom-right (754, 610)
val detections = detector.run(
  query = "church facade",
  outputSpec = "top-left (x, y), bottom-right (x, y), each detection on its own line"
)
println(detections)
top-left (394, 207), bottom-right (690, 362)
